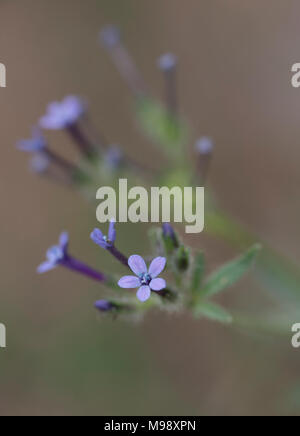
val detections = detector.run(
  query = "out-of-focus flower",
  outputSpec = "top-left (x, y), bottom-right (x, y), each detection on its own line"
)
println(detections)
top-left (94, 300), bottom-right (116, 312)
top-left (157, 53), bottom-right (178, 72)
top-left (17, 128), bottom-right (47, 153)
top-left (39, 96), bottom-right (86, 130)
top-left (104, 146), bottom-right (123, 170)
top-left (100, 25), bottom-right (121, 48)
top-left (90, 220), bottom-right (116, 249)
top-left (37, 232), bottom-right (69, 273)
top-left (118, 255), bottom-right (166, 302)
top-left (162, 223), bottom-right (179, 249)
top-left (29, 153), bottom-right (50, 174)
top-left (195, 137), bottom-right (214, 155)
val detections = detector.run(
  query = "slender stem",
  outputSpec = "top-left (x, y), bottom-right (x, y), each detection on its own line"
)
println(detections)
top-left (164, 68), bottom-right (178, 118)
top-left (108, 246), bottom-right (129, 268)
top-left (44, 147), bottom-right (79, 175)
top-left (107, 44), bottom-right (147, 98)
top-left (62, 255), bottom-right (107, 282)
top-left (66, 123), bottom-right (96, 159)
top-left (197, 153), bottom-right (212, 186)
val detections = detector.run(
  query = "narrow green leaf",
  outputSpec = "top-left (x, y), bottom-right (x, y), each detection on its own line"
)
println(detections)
top-left (201, 244), bottom-right (261, 298)
top-left (194, 301), bottom-right (233, 324)
top-left (191, 252), bottom-right (205, 294)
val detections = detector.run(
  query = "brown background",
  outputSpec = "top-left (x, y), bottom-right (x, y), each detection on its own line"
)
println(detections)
top-left (0, 0), bottom-right (299, 415)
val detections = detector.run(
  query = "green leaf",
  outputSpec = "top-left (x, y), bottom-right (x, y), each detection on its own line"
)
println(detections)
top-left (194, 301), bottom-right (233, 324)
top-left (191, 252), bottom-right (205, 294)
top-left (200, 244), bottom-right (261, 298)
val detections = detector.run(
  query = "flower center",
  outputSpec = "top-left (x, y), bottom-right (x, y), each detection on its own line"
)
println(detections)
top-left (47, 246), bottom-right (64, 263)
top-left (103, 235), bottom-right (112, 246)
top-left (140, 273), bottom-right (152, 286)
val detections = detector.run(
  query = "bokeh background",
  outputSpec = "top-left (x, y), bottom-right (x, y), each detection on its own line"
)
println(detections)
top-left (1, 0), bottom-right (300, 416)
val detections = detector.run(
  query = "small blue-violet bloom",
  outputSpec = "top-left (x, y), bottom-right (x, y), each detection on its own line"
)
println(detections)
top-left (37, 232), bottom-right (69, 274)
top-left (118, 255), bottom-right (167, 302)
top-left (90, 219), bottom-right (116, 249)
top-left (39, 96), bottom-right (86, 130)
top-left (195, 137), bottom-right (214, 155)
top-left (29, 153), bottom-right (50, 174)
top-left (100, 25), bottom-right (121, 48)
top-left (104, 146), bottom-right (123, 170)
top-left (17, 128), bottom-right (47, 153)
top-left (157, 53), bottom-right (178, 72)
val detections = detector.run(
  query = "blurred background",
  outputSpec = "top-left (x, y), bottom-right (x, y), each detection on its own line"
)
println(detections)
top-left (0, 0), bottom-right (300, 415)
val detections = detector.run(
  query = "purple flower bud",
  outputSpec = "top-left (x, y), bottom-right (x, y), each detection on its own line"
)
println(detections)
top-left (157, 53), bottom-right (178, 72)
top-left (162, 223), bottom-right (179, 249)
top-left (195, 137), bottom-right (214, 155)
top-left (104, 146), bottom-right (123, 170)
top-left (39, 96), bottom-right (86, 130)
top-left (94, 300), bottom-right (116, 312)
top-left (100, 25), bottom-right (121, 48)
top-left (17, 128), bottom-right (47, 153)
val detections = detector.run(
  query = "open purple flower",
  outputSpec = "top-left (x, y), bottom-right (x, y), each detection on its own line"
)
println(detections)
top-left (39, 96), bottom-right (86, 130)
top-left (17, 128), bottom-right (47, 153)
top-left (37, 232), bottom-right (69, 273)
top-left (37, 232), bottom-right (106, 282)
top-left (118, 255), bottom-right (167, 302)
top-left (90, 219), bottom-right (116, 249)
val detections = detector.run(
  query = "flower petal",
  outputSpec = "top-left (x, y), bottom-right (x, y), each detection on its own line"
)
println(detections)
top-left (90, 228), bottom-right (106, 248)
top-left (148, 257), bottom-right (167, 278)
top-left (128, 255), bottom-right (147, 276)
top-left (150, 278), bottom-right (166, 291)
top-left (136, 286), bottom-right (151, 302)
top-left (118, 276), bottom-right (140, 289)
top-left (37, 261), bottom-right (56, 274)
top-left (108, 219), bottom-right (116, 243)
top-left (59, 232), bottom-right (69, 252)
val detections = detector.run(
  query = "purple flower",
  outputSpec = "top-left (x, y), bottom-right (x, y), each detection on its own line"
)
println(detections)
top-left (37, 232), bottom-right (69, 273)
top-left (104, 146), bottom-right (123, 170)
top-left (118, 255), bottom-right (167, 302)
top-left (17, 128), bottom-right (47, 153)
top-left (100, 25), bottom-right (121, 48)
top-left (29, 153), bottom-right (50, 174)
top-left (90, 219), bottom-right (116, 249)
top-left (195, 137), bottom-right (214, 155)
top-left (39, 96), bottom-right (86, 130)
top-left (157, 53), bottom-right (178, 72)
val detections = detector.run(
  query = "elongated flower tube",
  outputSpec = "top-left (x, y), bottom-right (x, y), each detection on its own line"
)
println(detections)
top-left (100, 25), bottom-right (147, 98)
top-left (37, 232), bottom-right (106, 282)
